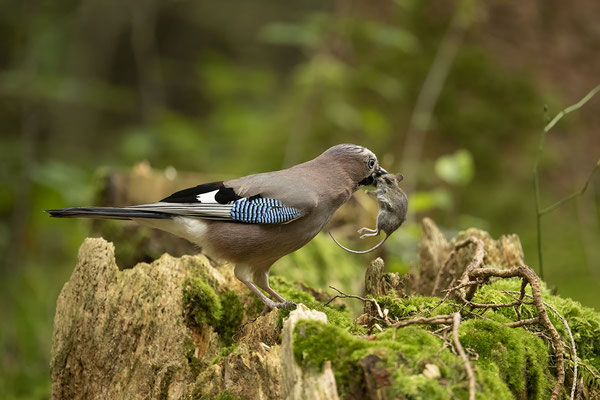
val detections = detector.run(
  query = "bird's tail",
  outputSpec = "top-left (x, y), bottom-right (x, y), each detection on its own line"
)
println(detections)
top-left (45, 207), bottom-right (171, 220)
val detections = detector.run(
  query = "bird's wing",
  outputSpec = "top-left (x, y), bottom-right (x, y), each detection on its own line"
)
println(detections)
top-left (223, 167), bottom-right (320, 213)
top-left (128, 181), bottom-right (304, 224)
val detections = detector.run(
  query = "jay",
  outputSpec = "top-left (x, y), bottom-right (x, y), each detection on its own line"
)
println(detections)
top-left (47, 144), bottom-right (387, 312)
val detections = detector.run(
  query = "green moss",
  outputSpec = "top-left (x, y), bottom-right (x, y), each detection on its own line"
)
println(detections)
top-left (293, 320), bottom-right (467, 397)
top-left (292, 315), bottom-right (557, 399)
top-left (373, 279), bottom-right (600, 395)
top-left (544, 292), bottom-right (600, 368)
top-left (183, 277), bottom-right (222, 327)
top-left (215, 290), bottom-right (243, 346)
top-left (477, 279), bottom-right (600, 372)
top-left (459, 319), bottom-right (551, 399)
top-left (476, 362), bottom-right (513, 400)
top-left (183, 268), bottom-right (600, 398)
top-left (390, 370), bottom-right (449, 400)
top-left (376, 294), bottom-right (457, 320)
top-left (182, 279), bottom-right (244, 346)
top-left (293, 319), bottom-right (366, 394)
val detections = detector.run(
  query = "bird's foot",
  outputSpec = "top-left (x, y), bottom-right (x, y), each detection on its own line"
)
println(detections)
top-left (261, 300), bottom-right (297, 316)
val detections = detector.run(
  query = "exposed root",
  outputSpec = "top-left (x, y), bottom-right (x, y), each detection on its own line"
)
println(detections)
top-left (504, 290), bottom-right (578, 400)
top-left (503, 317), bottom-right (539, 328)
top-left (390, 314), bottom-right (453, 328)
top-left (452, 313), bottom-right (475, 400)
top-left (462, 265), bottom-right (565, 399)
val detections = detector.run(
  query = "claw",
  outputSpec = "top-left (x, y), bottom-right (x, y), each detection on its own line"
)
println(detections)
top-left (260, 300), bottom-right (297, 315)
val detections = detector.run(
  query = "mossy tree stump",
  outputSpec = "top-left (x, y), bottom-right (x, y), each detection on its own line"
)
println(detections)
top-left (51, 222), bottom-right (600, 399)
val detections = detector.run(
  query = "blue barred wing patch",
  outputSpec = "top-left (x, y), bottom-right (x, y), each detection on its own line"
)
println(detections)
top-left (230, 197), bottom-right (303, 224)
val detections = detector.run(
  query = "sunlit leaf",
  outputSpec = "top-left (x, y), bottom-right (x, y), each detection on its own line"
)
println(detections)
top-left (434, 149), bottom-right (474, 186)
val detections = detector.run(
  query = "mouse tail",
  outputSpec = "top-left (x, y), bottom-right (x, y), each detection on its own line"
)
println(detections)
top-left (328, 232), bottom-right (388, 254)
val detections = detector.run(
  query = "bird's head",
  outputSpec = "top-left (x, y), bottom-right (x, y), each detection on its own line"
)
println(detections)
top-left (322, 144), bottom-right (388, 187)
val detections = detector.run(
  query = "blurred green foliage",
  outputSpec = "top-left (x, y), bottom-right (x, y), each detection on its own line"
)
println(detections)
top-left (1, 0), bottom-right (599, 398)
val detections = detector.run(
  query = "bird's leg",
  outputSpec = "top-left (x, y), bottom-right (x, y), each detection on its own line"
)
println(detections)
top-left (234, 264), bottom-right (294, 315)
top-left (253, 271), bottom-right (285, 302)
top-left (253, 270), bottom-right (296, 315)
top-left (241, 279), bottom-right (280, 314)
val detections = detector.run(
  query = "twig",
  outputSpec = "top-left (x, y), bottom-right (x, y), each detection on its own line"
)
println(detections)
top-left (533, 83), bottom-right (600, 279)
top-left (326, 286), bottom-right (384, 319)
top-left (544, 84), bottom-right (600, 132)
top-left (391, 314), bottom-right (453, 328)
top-left (579, 361), bottom-right (600, 383)
top-left (431, 280), bottom-right (478, 312)
top-left (503, 317), bottom-right (539, 328)
top-left (441, 280), bottom-right (480, 293)
top-left (452, 313), bottom-right (476, 400)
top-left (539, 163), bottom-right (600, 215)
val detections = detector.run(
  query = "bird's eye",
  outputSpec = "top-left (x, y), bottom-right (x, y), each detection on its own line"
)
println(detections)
top-left (368, 157), bottom-right (376, 170)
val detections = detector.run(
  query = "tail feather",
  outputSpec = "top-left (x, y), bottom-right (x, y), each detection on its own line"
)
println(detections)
top-left (45, 207), bottom-right (171, 220)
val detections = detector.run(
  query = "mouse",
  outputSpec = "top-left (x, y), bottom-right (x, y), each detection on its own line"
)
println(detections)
top-left (329, 172), bottom-right (408, 254)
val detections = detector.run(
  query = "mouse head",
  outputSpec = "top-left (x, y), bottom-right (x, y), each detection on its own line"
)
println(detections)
top-left (376, 172), bottom-right (404, 187)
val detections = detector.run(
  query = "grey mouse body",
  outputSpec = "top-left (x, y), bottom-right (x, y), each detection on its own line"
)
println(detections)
top-left (330, 172), bottom-right (408, 254)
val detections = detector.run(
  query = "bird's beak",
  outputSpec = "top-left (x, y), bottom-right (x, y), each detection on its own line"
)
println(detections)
top-left (358, 166), bottom-right (389, 187)
top-left (374, 166), bottom-right (388, 177)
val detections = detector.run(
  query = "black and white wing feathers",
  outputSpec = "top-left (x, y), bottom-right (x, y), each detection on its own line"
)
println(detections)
top-left (129, 181), bottom-right (304, 224)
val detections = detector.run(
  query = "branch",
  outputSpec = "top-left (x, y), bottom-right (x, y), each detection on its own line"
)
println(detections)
top-left (544, 84), bottom-right (600, 132)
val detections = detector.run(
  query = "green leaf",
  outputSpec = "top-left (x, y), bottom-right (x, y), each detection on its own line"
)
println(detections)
top-left (434, 149), bottom-right (475, 186)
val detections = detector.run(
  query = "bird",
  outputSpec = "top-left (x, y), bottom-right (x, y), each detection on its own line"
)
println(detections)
top-left (46, 144), bottom-right (387, 313)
